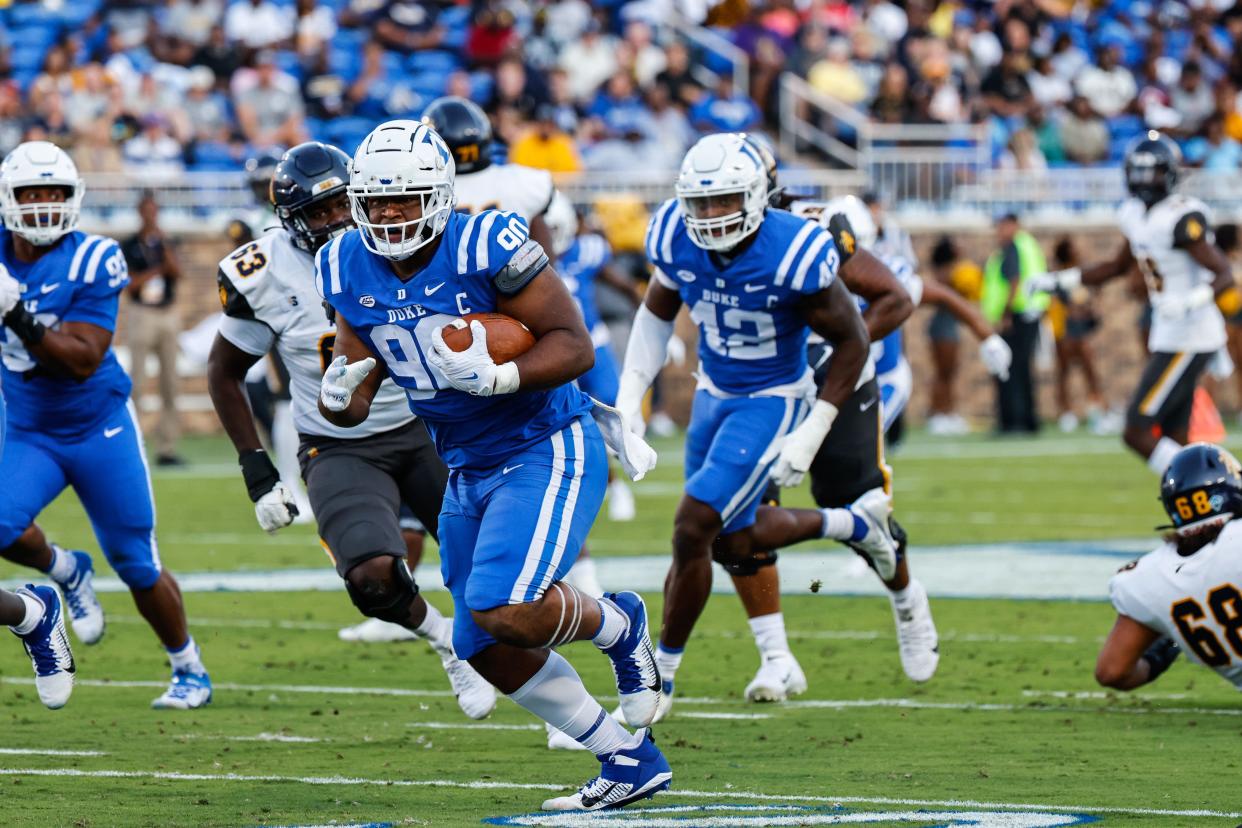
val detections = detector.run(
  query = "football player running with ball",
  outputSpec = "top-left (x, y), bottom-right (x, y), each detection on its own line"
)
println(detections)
top-left (0, 142), bottom-right (209, 709)
top-left (1097, 442), bottom-right (1242, 692)
top-left (1030, 132), bottom-right (1238, 474)
top-left (616, 133), bottom-right (875, 718)
top-left (206, 142), bottom-right (495, 719)
top-left (315, 120), bottom-right (667, 812)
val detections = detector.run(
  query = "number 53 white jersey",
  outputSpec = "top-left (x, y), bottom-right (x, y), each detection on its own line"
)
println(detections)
top-left (215, 228), bottom-right (413, 439)
top-left (1110, 519), bottom-right (1242, 689)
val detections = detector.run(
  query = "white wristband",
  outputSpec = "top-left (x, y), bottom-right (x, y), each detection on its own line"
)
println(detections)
top-left (493, 361), bottom-right (520, 395)
top-left (802, 399), bottom-right (839, 443)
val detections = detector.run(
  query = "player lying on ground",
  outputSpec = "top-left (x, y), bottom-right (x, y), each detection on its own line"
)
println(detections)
top-left (616, 133), bottom-right (874, 718)
top-left (0, 142), bottom-right (209, 709)
top-left (206, 141), bottom-right (495, 719)
top-left (1097, 442), bottom-right (1242, 692)
top-left (1030, 132), bottom-right (1237, 474)
top-left (316, 120), bottom-right (668, 811)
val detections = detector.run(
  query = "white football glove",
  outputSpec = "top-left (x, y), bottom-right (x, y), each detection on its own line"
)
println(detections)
top-left (320, 355), bottom-right (377, 412)
top-left (761, 400), bottom-right (839, 488)
top-left (428, 319), bottom-right (520, 396)
top-left (979, 333), bottom-right (1012, 381)
top-left (254, 482), bottom-right (299, 534)
top-left (0, 262), bottom-right (21, 316)
top-left (615, 371), bottom-right (648, 438)
top-left (1025, 267), bottom-right (1081, 296)
top-left (589, 400), bottom-right (658, 481)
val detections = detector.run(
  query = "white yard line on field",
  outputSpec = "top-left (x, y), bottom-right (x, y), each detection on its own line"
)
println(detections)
top-left (0, 767), bottom-right (1236, 820)
top-left (0, 748), bottom-right (107, 756)
top-left (406, 721), bottom-right (543, 732)
top-left (1021, 689), bottom-right (1191, 701)
top-left (4, 676), bottom-right (1235, 718)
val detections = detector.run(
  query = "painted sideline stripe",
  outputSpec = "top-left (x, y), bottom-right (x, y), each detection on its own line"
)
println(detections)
top-left (3, 676), bottom-right (1233, 718)
top-left (0, 748), bottom-right (106, 757)
top-left (0, 767), bottom-right (1234, 819)
top-left (0, 539), bottom-right (1155, 601)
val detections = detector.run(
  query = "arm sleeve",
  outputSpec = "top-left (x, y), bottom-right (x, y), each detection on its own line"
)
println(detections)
top-left (619, 304), bottom-right (675, 392)
top-left (63, 239), bottom-right (128, 331)
top-left (218, 314), bottom-right (276, 356)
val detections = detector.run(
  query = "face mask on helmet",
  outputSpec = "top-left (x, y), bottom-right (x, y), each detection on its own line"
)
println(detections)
top-left (284, 191), bottom-right (354, 254)
top-left (1160, 443), bottom-right (1242, 538)
top-left (351, 186), bottom-right (453, 261)
top-left (1, 142), bottom-right (84, 246)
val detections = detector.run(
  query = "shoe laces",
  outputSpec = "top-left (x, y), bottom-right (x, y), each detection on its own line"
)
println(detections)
top-left (24, 622), bottom-right (72, 676)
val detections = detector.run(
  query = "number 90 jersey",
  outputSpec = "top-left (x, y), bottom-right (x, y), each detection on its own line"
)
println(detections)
top-left (1109, 520), bottom-right (1242, 689)
top-left (646, 200), bottom-right (841, 397)
top-left (216, 229), bottom-right (414, 439)
top-left (1118, 193), bottom-right (1225, 354)
top-left (0, 229), bottom-right (132, 437)
top-left (316, 211), bottom-right (592, 471)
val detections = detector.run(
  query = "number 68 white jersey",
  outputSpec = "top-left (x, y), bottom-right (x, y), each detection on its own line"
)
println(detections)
top-left (1109, 520), bottom-right (1242, 689)
top-left (216, 228), bottom-right (413, 439)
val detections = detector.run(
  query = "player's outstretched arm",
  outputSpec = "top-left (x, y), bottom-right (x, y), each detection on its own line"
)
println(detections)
top-left (615, 277), bottom-right (682, 432)
top-left (206, 334), bottom-right (266, 455)
top-left (496, 266), bottom-right (596, 391)
top-left (803, 278), bottom-right (869, 408)
top-left (319, 312), bottom-right (384, 427)
top-left (10, 318), bottom-right (111, 382)
top-left (921, 278), bottom-right (1012, 380)
top-left (1095, 614), bottom-right (1176, 690)
top-left (838, 248), bottom-right (913, 342)
top-left (1037, 240), bottom-right (1135, 293)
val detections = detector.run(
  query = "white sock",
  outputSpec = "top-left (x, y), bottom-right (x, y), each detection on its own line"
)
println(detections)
top-left (509, 651), bottom-right (633, 756)
top-left (46, 545), bottom-right (76, 582)
top-left (415, 602), bottom-right (453, 652)
top-left (10, 592), bottom-right (44, 635)
top-left (748, 612), bottom-right (790, 658)
top-left (591, 596), bottom-right (628, 650)
top-left (1147, 436), bottom-right (1182, 475)
top-left (821, 508), bottom-right (867, 542)
top-left (565, 557), bottom-right (603, 598)
top-left (167, 636), bottom-right (206, 674)
top-left (655, 644), bottom-right (683, 683)
top-left (890, 584), bottom-right (913, 606)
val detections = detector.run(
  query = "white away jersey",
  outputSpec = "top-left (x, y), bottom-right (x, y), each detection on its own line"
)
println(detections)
top-left (1118, 194), bottom-right (1225, 353)
top-left (1109, 520), bottom-right (1242, 689)
top-left (454, 163), bottom-right (555, 220)
top-left (215, 229), bottom-right (413, 439)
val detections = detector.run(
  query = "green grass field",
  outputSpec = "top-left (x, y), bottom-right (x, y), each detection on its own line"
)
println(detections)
top-left (1, 430), bottom-right (1240, 827)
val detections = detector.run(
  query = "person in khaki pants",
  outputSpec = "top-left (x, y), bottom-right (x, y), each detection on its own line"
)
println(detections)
top-left (123, 191), bottom-right (184, 466)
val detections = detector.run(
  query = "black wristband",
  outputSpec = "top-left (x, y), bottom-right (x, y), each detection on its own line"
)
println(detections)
top-left (239, 449), bottom-right (280, 502)
top-left (1141, 637), bottom-right (1181, 681)
top-left (4, 304), bottom-right (46, 346)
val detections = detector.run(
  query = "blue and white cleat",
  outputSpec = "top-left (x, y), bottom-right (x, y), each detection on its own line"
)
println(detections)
top-left (541, 728), bottom-right (672, 812)
top-left (11, 585), bottom-right (76, 709)
top-left (846, 489), bottom-right (898, 581)
top-left (600, 591), bottom-right (662, 727)
top-left (51, 547), bottom-right (105, 644)
top-left (152, 668), bottom-right (213, 710)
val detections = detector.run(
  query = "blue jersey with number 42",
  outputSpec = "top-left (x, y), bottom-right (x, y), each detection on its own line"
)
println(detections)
top-left (646, 200), bottom-right (841, 396)
top-left (0, 229), bottom-right (131, 437)
top-left (316, 210), bottom-right (592, 471)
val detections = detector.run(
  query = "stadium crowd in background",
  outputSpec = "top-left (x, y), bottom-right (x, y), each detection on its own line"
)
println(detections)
top-left (2, 1), bottom-right (1241, 176)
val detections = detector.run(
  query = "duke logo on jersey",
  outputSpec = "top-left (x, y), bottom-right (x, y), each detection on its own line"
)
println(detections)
top-left (646, 198), bottom-right (841, 531)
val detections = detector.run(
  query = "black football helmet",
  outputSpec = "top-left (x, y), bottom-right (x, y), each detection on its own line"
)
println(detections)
top-left (270, 142), bottom-right (353, 254)
top-left (1160, 442), bottom-right (1242, 536)
top-left (421, 96), bottom-right (492, 174)
top-left (244, 152), bottom-right (281, 205)
top-left (1124, 131), bottom-right (1181, 208)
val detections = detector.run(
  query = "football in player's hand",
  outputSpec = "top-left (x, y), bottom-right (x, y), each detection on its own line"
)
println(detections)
top-left (441, 313), bottom-right (535, 364)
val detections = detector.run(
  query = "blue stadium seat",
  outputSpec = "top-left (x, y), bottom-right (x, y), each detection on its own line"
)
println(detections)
top-left (1108, 134), bottom-right (1132, 162)
top-left (438, 6), bottom-right (471, 50)
top-left (10, 44), bottom-right (49, 73)
top-left (273, 50), bottom-right (304, 83)
top-left (8, 2), bottom-right (60, 27)
top-left (468, 71), bottom-right (494, 104)
top-left (1109, 115), bottom-right (1144, 142)
top-left (408, 50), bottom-right (461, 76)
top-left (329, 45), bottom-right (363, 80)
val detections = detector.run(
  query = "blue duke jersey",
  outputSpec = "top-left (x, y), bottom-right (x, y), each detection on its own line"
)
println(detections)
top-left (646, 200), bottom-right (840, 397)
top-left (316, 210), bottom-right (592, 470)
top-left (558, 233), bottom-right (612, 348)
top-left (0, 229), bottom-right (131, 436)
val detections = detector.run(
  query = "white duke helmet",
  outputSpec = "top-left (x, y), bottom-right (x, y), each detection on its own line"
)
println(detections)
top-left (1, 141), bottom-right (85, 246)
top-left (349, 120), bottom-right (455, 260)
top-left (544, 191), bottom-right (578, 258)
top-left (675, 132), bottom-right (768, 251)
top-left (820, 194), bottom-right (877, 249)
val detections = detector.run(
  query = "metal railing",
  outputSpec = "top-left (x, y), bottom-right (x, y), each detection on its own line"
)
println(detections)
top-left (665, 15), bottom-right (749, 99)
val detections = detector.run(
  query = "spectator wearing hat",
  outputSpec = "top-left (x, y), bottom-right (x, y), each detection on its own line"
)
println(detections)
top-left (123, 191), bottom-right (186, 466)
